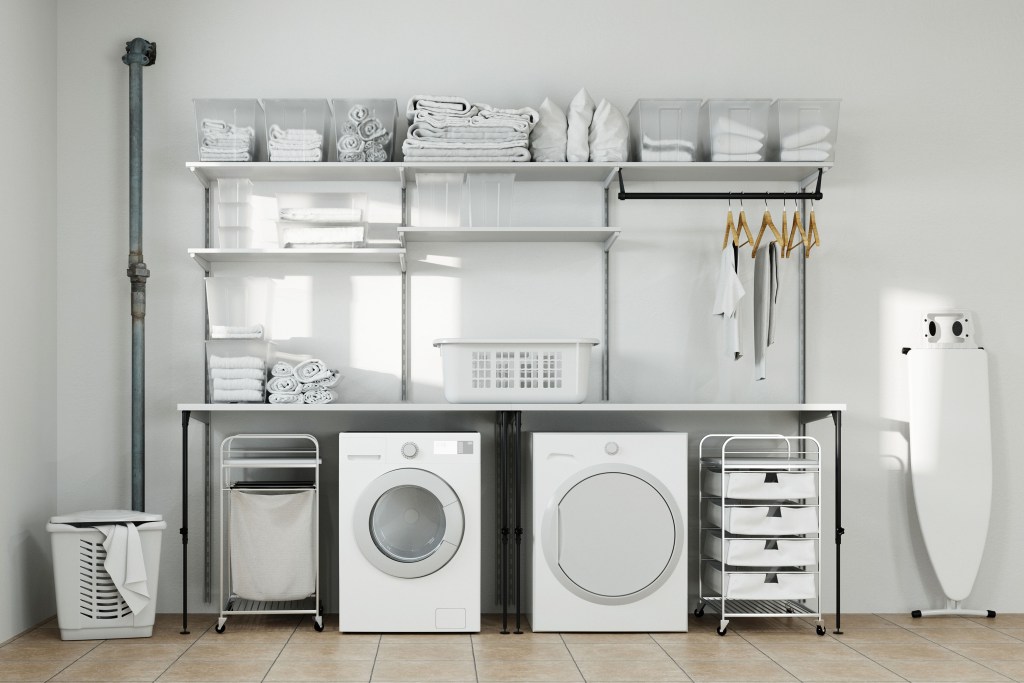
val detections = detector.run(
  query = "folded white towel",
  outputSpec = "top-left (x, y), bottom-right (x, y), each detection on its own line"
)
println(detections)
top-left (782, 124), bottom-right (831, 150)
top-left (476, 104), bottom-right (541, 126)
top-left (210, 367), bottom-right (265, 380)
top-left (401, 150), bottom-right (532, 162)
top-left (789, 141), bottom-right (832, 152)
top-left (279, 207), bottom-right (363, 223)
top-left (409, 123), bottom-right (527, 142)
top-left (529, 97), bottom-right (568, 162)
top-left (404, 138), bottom-right (529, 151)
top-left (407, 95), bottom-right (474, 121)
top-left (780, 149), bottom-right (830, 161)
top-left (294, 358), bottom-right (331, 382)
top-left (212, 388), bottom-right (264, 402)
top-left (302, 387), bottom-right (337, 404)
top-left (642, 134), bottom-right (695, 152)
top-left (712, 116), bottom-right (765, 141)
top-left (213, 378), bottom-right (264, 391)
top-left (271, 361), bottom-right (295, 377)
top-left (713, 134), bottom-right (764, 154)
top-left (588, 98), bottom-right (629, 162)
top-left (712, 152), bottom-right (764, 162)
top-left (199, 149), bottom-right (251, 161)
top-left (210, 324), bottom-right (264, 339)
top-left (209, 355), bottom-right (265, 370)
top-left (96, 524), bottom-right (150, 615)
top-left (268, 392), bottom-right (304, 404)
top-left (270, 150), bottom-right (322, 162)
top-left (280, 226), bottom-right (364, 247)
top-left (267, 375), bottom-right (300, 394)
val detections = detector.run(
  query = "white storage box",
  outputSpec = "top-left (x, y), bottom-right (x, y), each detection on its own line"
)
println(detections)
top-left (703, 563), bottom-right (816, 600)
top-left (627, 99), bottom-right (702, 161)
top-left (701, 99), bottom-right (772, 161)
top-left (433, 338), bottom-right (598, 403)
top-left (702, 469), bottom-right (818, 500)
top-left (701, 531), bottom-right (817, 567)
top-left (263, 98), bottom-right (331, 162)
top-left (194, 98), bottom-right (261, 162)
top-left (467, 173), bottom-right (515, 227)
top-left (415, 173), bottom-right (465, 227)
top-left (769, 99), bottom-right (841, 162)
top-left (704, 500), bottom-right (818, 535)
top-left (206, 339), bottom-right (272, 403)
top-left (332, 98), bottom-right (399, 162)
top-left (205, 277), bottom-right (273, 340)
top-left (47, 510), bottom-right (165, 640)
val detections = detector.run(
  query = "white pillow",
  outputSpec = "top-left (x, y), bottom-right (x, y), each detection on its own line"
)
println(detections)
top-left (566, 88), bottom-right (595, 162)
top-left (588, 99), bottom-right (629, 162)
top-left (529, 97), bottom-right (568, 162)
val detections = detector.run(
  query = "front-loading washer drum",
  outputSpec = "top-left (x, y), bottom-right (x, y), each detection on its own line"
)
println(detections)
top-left (542, 463), bottom-right (684, 605)
top-left (354, 468), bottom-right (465, 579)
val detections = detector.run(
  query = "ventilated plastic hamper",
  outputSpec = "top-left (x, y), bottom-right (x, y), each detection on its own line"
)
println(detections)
top-left (47, 509), bottom-right (165, 640)
top-left (433, 338), bottom-right (598, 403)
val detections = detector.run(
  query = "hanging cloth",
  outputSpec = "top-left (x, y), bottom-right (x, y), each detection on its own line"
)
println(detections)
top-left (753, 241), bottom-right (780, 380)
top-left (713, 246), bottom-right (745, 360)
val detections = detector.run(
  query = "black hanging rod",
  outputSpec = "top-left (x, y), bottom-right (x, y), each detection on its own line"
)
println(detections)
top-left (616, 167), bottom-right (824, 202)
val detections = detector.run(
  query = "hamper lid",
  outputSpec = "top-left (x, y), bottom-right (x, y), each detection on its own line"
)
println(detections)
top-left (49, 509), bottom-right (163, 525)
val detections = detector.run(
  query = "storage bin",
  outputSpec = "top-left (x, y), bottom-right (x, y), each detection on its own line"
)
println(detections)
top-left (229, 490), bottom-right (316, 601)
top-left (332, 98), bottom-right (399, 162)
top-left (205, 276), bottom-right (272, 339)
top-left (206, 339), bottom-right (272, 403)
top-left (194, 99), bottom-right (261, 162)
top-left (415, 173), bottom-right (465, 227)
top-left (704, 500), bottom-right (818, 535)
top-left (703, 563), bottom-right (816, 600)
top-left (275, 192), bottom-right (367, 248)
top-left (702, 469), bottom-right (818, 501)
top-left (433, 338), bottom-right (599, 403)
top-left (627, 99), bottom-right (702, 162)
top-left (768, 99), bottom-right (841, 162)
top-left (702, 99), bottom-right (772, 161)
top-left (701, 531), bottom-right (817, 567)
top-left (466, 173), bottom-right (515, 227)
top-left (47, 510), bottom-right (166, 640)
top-left (263, 99), bottom-right (331, 162)
top-left (214, 178), bottom-right (255, 247)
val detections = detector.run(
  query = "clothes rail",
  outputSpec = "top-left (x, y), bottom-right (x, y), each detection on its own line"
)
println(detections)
top-left (616, 167), bottom-right (824, 202)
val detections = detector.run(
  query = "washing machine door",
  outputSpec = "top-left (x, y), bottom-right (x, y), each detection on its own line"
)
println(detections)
top-left (354, 468), bottom-right (465, 579)
top-left (543, 463), bottom-right (683, 605)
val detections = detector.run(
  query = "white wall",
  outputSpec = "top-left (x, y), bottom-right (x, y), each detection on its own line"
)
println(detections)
top-left (46, 0), bottom-right (1024, 620)
top-left (1, 0), bottom-right (58, 643)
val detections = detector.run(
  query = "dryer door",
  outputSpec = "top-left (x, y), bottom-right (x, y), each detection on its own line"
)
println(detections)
top-left (542, 464), bottom-right (683, 605)
top-left (354, 468), bottom-right (465, 579)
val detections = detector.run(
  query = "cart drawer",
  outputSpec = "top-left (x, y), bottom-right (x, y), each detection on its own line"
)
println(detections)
top-left (703, 564), bottom-right (816, 600)
top-left (704, 500), bottom-right (818, 535)
top-left (702, 470), bottom-right (817, 500)
top-left (702, 531), bottom-right (817, 567)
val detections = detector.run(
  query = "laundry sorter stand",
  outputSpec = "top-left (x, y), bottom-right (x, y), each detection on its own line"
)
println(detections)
top-left (694, 434), bottom-right (825, 636)
top-left (217, 433), bottom-right (323, 632)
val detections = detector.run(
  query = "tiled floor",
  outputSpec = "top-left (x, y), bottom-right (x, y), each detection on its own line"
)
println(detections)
top-left (2, 613), bottom-right (1024, 682)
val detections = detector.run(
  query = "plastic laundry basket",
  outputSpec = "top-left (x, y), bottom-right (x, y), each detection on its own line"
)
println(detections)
top-left (47, 509), bottom-right (166, 640)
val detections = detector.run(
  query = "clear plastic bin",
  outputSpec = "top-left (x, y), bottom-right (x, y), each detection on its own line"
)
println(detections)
top-left (769, 99), bottom-right (840, 162)
top-left (47, 510), bottom-right (165, 640)
top-left (627, 99), bottom-right (702, 162)
top-left (205, 276), bottom-right (273, 339)
top-left (415, 173), bottom-right (464, 227)
top-left (263, 99), bottom-right (331, 162)
top-left (332, 98), bottom-right (399, 162)
top-left (215, 178), bottom-right (254, 247)
top-left (275, 192), bottom-right (367, 248)
top-left (702, 99), bottom-right (773, 161)
top-left (466, 173), bottom-right (514, 227)
top-left (194, 99), bottom-right (261, 162)
top-left (206, 339), bottom-right (272, 403)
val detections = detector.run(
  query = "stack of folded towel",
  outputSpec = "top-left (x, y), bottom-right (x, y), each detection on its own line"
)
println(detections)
top-left (267, 359), bottom-right (342, 404)
top-left (199, 119), bottom-right (256, 161)
top-left (710, 116), bottom-right (766, 161)
top-left (780, 124), bottom-right (832, 162)
top-left (402, 95), bottom-right (539, 162)
top-left (268, 124), bottom-right (323, 162)
top-left (210, 324), bottom-right (264, 340)
top-left (209, 354), bottom-right (265, 403)
top-left (337, 103), bottom-right (393, 162)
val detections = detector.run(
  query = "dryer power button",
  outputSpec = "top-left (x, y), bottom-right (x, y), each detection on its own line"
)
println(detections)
top-left (604, 441), bottom-right (620, 455)
top-left (401, 441), bottom-right (419, 459)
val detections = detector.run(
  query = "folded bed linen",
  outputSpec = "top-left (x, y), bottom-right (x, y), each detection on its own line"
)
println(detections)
top-left (402, 148), bottom-right (532, 162)
top-left (268, 393), bottom-right (304, 404)
top-left (209, 355), bottom-right (265, 370)
top-left (212, 388), bottom-right (263, 402)
top-left (213, 378), bottom-right (264, 391)
top-left (407, 95), bottom-right (474, 121)
top-left (408, 123), bottom-right (528, 142)
top-left (210, 367), bottom-right (265, 380)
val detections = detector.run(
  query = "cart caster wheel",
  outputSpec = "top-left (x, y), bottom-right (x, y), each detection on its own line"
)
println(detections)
top-left (215, 624), bottom-right (226, 634)
top-left (716, 626), bottom-right (727, 636)
top-left (313, 618), bottom-right (324, 632)
top-left (988, 610), bottom-right (997, 618)
top-left (816, 625), bottom-right (826, 636)
top-left (693, 607), bottom-right (705, 618)
top-left (911, 610), bottom-right (922, 618)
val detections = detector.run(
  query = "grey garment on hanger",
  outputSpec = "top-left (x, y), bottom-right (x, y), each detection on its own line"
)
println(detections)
top-left (753, 241), bottom-right (780, 380)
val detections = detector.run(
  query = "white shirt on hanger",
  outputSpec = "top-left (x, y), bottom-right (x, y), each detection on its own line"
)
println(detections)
top-left (713, 246), bottom-right (745, 360)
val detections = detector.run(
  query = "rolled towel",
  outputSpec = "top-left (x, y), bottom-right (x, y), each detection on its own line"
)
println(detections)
top-left (210, 367), bottom-right (265, 380)
top-left (212, 388), bottom-right (263, 403)
top-left (213, 378), bottom-right (264, 391)
top-left (407, 95), bottom-right (474, 121)
top-left (210, 324), bottom-right (264, 340)
top-left (307, 370), bottom-right (342, 388)
top-left (302, 387), bottom-right (337, 404)
top-left (294, 358), bottom-right (331, 382)
top-left (267, 375), bottom-right (301, 394)
top-left (209, 355), bottom-right (264, 370)
top-left (782, 124), bottom-right (831, 150)
top-left (712, 134), bottom-right (763, 155)
top-left (271, 361), bottom-right (295, 377)
top-left (268, 393), bottom-right (304, 404)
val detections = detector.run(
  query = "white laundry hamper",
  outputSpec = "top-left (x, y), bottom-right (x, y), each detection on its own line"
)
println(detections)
top-left (47, 509), bottom-right (165, 640)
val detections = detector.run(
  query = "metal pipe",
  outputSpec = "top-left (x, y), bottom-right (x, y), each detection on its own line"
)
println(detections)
top-left (122, 38), bottom-right (156, 512)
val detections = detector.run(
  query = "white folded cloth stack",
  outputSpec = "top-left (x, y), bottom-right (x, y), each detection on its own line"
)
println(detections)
top-left (268, 124), bottom-right (323, 162)
top-left (210, 324), bottom-right (264, 340)
top-left (403, 95), bottom-right (539, 162)
top-left (711, 116), bottom-right (766, 161)
top-left (780, 124), bottom-right (833, 161)
top-left (267, 359), bottom-right (342, 404)
top-left (336, 103), bottom-right (393, 162)
top-left (199, 118), bottom-right (256, 161)
top-left (209, 354), bottom-right (265, 402)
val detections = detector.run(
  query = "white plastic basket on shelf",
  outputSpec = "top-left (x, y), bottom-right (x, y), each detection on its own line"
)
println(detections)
top-left (433, 338), bottom-right (598, 403)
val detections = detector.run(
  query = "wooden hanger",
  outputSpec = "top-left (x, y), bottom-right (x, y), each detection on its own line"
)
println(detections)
top-left (721, 207), bottom-right (738, 250)
top-left (735, 204), bottom-right (754, 248)
top-left (752, 202), bottom-right (784, 258)
top-left (780, 203), bottom-right (790, 257)
top-left (805, 202), bottom-right (821, 258)
top-left (786, 206), bottom-right (808, 258)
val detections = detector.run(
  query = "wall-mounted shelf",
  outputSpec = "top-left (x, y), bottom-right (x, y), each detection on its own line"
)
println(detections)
top-left (188, 247), bottom-right (407, 272)
top-left (398, 226), bottom-right (620, 250)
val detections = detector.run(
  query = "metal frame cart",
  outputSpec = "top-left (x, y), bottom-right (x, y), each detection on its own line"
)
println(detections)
top-left (694, 434), bottom-right (825, 636)
top-left (217, 433), bottom-right (323, 632)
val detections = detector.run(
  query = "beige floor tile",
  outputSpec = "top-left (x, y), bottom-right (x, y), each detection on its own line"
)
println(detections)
top-left (681, 658), bottom-right (798, 682)
top-left (914, 627), bottom-right (1021, 645)
top-left (474, 632), bottom-right (566, 645)
top-left (772, 657), bottom-right (904, 682)
top-left (132, 630), bottom-right (205, 645)
top-left (566, 642), bottom-right (673, 661)
top-left (984, 659), bottom-right (1024, 680)
top-left (737, 630), bottom-right (835, 646)
top-left (727, 617), bottom-right (817, 633)
top-left (153, 614), bottom-right (218, 631)
top-left (948, 641), bottom-right (1024, 662)
top-left (378, 633), bottom-right (474, 645)
top-left (967, 615), bottom-right (1024, 628)
top-left (473, 640), bottom-right (573, 661)
top-left (369, 658), bottom-right (477, 682)
top-left (848, 640), bottom-right (965, 661)
top-left (193, 627), bottom-right (293, 644)
top-left (575, 658), bottom-right (689, 682)
top-left (50, 657), bottom-right (172, 682)
top-left (264, 658), bottom-right (374, 682)
top-left (661, 640), bottom-right (771, 664)
top-left (651, 631), bottom-right (744, 646)
top-left (476, 658), bottom-right (583, 682)
top-left (375, 641), bottom-right (475, 660)
top-left (830, 628), bottom-right (931, 644)
top-left (0, 659), bottom-right (73, 682)
top-left (808, 614), bottom-right (902, 630)
top-left (756, 640), bottom-right (868, 662)
top-left (0, 638), bottom-right (98, 662)
top-left (291, 629), bottom-right (380, 645)
top-left (211, 614), bottom-right (301, 631)
top-left (81, 640), bottom-right (192, 660)
top-left (991, 628), bottom-right (1024, 640)
top-left (178, 639), bottom-right (284, 660)
top-left (558, 633), bottom-right (655, 644)
top-left (879, 613), bottom-right (983, 629)
top-left (277, 640), bottom-right (380, 661)
top-left (155, 658), bottom-right (274, 682)
top-left (875, 658), bottom-right (1011, 682)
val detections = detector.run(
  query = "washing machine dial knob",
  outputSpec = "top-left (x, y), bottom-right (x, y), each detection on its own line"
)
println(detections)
top-left (605, 441), bottom-right (620, 455)
top-left (401, 441), bottom-right (419, 459)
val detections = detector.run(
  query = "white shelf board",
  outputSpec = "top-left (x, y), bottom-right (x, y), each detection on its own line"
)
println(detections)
top-left (179, 402), bottom-right (845, 413)
top-left (222, 458), bottom-right (320, 468)
top-left (398, 225), bottom-right (620, 246)
top-left (188, 247), bottom-right (406, 270)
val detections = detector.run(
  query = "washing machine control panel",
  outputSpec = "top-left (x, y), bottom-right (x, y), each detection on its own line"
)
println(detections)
top-left (401, 441), bottom-right (419, 459)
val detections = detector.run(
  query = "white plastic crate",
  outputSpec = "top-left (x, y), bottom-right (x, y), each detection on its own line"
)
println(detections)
top-left (47, 510), bottom-right (165, 640)
top-left (433, 338), bottom-right (598, 403)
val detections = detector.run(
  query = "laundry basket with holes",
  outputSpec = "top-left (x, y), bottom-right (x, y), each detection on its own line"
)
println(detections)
top-left (433, 338), bottom-right (599, 403)
top-left (46, 510), bottom-right (165, 640)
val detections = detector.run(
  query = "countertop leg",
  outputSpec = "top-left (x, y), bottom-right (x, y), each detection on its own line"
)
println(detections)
top-left (513, 411), bottom-right (523, 634)
top-left (832, 410), bottom-right (844, 635)
top-left (180, 410), bottom-right (190, 635)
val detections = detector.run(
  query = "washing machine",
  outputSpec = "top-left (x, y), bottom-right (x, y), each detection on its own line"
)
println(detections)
top-left (530, 432), bottom-right (688, 631)
top-left (338, 432), bottom-right (480, 632)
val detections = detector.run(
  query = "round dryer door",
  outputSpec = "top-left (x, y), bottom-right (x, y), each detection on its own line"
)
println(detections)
top-left (354, 468), bottom-right (465, 579)
top-left (543, 464), bottom-right (683, 605)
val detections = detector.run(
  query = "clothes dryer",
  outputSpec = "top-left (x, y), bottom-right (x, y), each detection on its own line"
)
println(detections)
top-left (530, 432), bottom-right (687, 631)
top-left (339, 432), bottom-right (480, 632)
